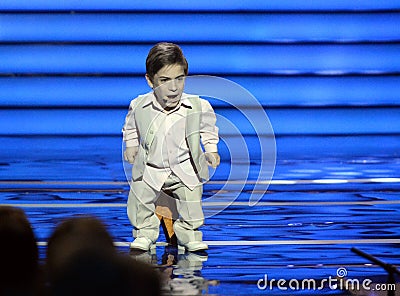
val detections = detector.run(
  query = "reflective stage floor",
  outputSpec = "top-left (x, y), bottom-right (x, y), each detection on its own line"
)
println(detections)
top-left (0, 135), bottom-right (399, 295)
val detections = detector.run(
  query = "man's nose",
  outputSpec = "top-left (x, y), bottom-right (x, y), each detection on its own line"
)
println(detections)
top-left (168, 79), bottom-right (178, 91)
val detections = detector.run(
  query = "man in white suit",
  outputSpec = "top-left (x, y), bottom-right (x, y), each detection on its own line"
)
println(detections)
top-left (122, 42), bottom-right (220, 252)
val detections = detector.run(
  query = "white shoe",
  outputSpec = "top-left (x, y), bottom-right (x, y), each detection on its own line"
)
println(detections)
top-left (183, 241), bottom-right (208, 252)
top-left (130, 237), bottom-right (154, 251)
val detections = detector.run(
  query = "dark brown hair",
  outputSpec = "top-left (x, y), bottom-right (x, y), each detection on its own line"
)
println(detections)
top-left (46, 216), bottom-right (116, 281)
top-left (146, 42), bottom-right (188, 82)
top-left (0, 206), bottom-right (39, 294)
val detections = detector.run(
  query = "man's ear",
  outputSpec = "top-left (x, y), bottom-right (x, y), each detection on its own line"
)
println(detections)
top-left (145, 74), bottom-right (154, 89)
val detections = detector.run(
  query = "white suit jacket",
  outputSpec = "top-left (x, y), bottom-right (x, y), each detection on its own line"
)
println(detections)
top-left (122, 92), bottom-right (219, 188)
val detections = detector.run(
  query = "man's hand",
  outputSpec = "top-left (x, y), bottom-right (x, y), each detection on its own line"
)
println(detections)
top-left (205, 152), bottom-right (220, 168)
top-left (124, 146), bottom-right (138, 164)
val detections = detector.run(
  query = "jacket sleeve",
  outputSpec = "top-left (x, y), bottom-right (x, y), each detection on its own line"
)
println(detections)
top-left (122, 99), bottom-right (140, 148)
top-left (199, 99), bottom-right (219, 153)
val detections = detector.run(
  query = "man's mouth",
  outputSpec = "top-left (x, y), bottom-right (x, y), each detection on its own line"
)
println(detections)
top-left (167, 95), bottom-right (178, 99)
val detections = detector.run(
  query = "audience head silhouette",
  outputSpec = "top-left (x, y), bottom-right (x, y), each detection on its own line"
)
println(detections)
top-left (0, 206), bottom-right (39, 296)
top-left (46, 216), bottom-right (161, 296)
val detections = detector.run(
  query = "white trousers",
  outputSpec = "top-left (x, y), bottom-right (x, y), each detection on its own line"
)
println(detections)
top-left (127, 173), bottom-right (204, 244)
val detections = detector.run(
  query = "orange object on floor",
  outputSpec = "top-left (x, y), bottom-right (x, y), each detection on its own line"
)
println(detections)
top-left (156, 205), bottom-right (177, 246)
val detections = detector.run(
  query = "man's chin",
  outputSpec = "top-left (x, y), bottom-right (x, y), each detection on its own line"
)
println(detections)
top-left (164, 97), bottom-right (181, 108)
top-left (164, 102), bottom-right (179, 110)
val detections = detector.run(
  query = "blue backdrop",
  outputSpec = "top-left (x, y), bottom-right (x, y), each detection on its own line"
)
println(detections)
top-left (0, 1), bottom-right (399, 135)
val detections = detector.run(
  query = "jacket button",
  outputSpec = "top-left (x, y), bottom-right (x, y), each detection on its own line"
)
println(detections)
top-left (149, 130), bottom-right (153, 134)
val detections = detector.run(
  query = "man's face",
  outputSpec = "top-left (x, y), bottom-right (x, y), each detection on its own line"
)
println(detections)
top-left (147, 64), bottom-right (186, 109)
